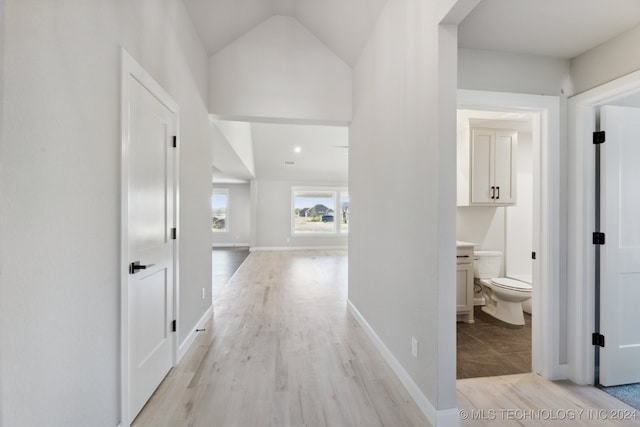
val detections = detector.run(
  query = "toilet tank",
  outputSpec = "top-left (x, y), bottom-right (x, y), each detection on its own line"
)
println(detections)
top-left (473, 251), bottom-right (503, 279)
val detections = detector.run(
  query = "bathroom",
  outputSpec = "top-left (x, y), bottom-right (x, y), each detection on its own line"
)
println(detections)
top-left (456, 108), bottom-right (535, 379)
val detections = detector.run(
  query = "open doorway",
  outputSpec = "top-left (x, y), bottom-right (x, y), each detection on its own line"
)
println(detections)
top-left (455, 108), bottom-right (536, 379)
top-left (456, 89), bottom-right (564, 382)
top-left (569, 71), bottom-right (640, 411)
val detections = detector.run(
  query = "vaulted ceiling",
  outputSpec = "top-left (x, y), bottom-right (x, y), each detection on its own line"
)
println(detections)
top-left (184, 0), bottom-right (640, 183)
top-left (184, 0), bottom-right (387, 66)
top-left (186, 0), bottom-right (640, 64)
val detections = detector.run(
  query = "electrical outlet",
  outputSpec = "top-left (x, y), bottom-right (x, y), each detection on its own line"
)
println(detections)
top-left (201, 288), bottom-right (206, 300)
top-left (411, 337), bottom-right (419, 359)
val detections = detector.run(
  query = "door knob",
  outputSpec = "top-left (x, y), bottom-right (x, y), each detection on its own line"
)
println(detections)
top-left (129, 261), bottom-right (155, 274)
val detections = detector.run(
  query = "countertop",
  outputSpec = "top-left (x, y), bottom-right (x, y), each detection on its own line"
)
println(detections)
top-left (456, 241), bottom-right (476, 248)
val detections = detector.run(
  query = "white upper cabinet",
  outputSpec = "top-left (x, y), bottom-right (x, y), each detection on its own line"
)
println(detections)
top-left (458, 127), bottom-right (518, 206)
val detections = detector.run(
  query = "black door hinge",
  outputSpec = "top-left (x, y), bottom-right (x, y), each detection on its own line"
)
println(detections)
top-left (171, 228), bottom-right (177, 240)
top-left (172, 136), bottom-right (177, 148)
top-left (593, 131), bottom-right (605, 145)
top-left (592, 332), bottom-right (605, 347)
top-left (593, 232), bottom-right (605, 245)
top-left (172, 320), bottom-right (176, 332)
top-left (531, 252), bottom-right (537, 260)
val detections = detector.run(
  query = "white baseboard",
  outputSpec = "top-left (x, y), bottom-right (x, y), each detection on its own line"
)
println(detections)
top-left (250, 246), bottom-right (348, 252)
top-left (212, 243), bottom-right (250, 248)
top-left (347, 300), bottom-right (459, 427)
top-left (178, 305), bottom-right (213, 362)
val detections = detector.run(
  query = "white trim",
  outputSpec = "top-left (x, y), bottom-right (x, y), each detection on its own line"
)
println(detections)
top-left (211, 243), bottom-right (251, 248)
top-left (347, 300), bottom-right (452, 426)
top-left (178, 305), bottom-right (213, 362)
top-left (250, 246), bottom-right (348, 252)
top-left (458, 89), bottom-right (564, 380)
top-left (212, 187), bottom-right (230, 233)
top-left (120, 48), bottom-right (180, 427)
top-left (567, 69), bottom-right (640, 385)
top-left (210, 113), bottom-right (350, 127)
top-left (172, 94), bottom-right (182, 371)
top-left (437, 408), bottom-right (463, 426)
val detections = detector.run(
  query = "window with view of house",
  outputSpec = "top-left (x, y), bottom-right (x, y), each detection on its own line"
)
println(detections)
top-left (292, 188), bottom-right (348, 235)
top-left (212, 188), bottom-right (229, 232)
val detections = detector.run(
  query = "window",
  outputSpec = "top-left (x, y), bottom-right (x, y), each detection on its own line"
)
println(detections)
top-left (212, 188), bottom-right (229, 232)
top-left (292, 187), bottom-right (348, 235)
top-left (340, 191), bottom-right (349, 234)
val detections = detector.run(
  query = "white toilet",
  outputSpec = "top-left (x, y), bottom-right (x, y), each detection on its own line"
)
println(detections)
top-left (474, 251), bottom-right (532, 326)
top-left (510, 274), bottom-right (533, 314)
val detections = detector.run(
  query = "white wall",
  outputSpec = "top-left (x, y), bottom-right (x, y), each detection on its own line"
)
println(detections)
top-left (349, 0), bottom-right (458, 422)
top-left (208, 15), bottom-right (352, 124)
top-left (253, 180), bottom-right (348, 249)
top-left (459, 48), bottom-right (571, 96)
top-left (212, 120), bottom-right (255, 177)
top-left (571, 24), bottom-right (640, 95)
top-left (0, 1), bottom-right (212, 426)
top-left (210, 120), bottom-right (254, 181)
top-left (457, 207), bottom-right (505, 249)
top-left (212, 183), bottom-right (251, 246)
top-left (0, 1), bottom-right (5, 420)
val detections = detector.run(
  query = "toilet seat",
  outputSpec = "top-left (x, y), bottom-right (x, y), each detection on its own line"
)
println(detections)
top-left (490, 277), bottom-right (532, 292)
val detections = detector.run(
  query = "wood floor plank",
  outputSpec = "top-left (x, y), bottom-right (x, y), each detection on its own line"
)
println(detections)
top-left (133, 250), bottom-right (430, 427)
top-left (133, 250), bottom-right (638, 427)
top-left (457, 374), bottom-right (640, 426)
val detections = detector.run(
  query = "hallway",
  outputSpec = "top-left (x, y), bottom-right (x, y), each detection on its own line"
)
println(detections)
top-left (132, 250), bottom-right (430, 426)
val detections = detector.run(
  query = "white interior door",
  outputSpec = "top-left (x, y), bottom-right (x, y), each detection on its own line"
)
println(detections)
top-left (126, 75), bottom-right (176, 421)
top-left (600, 105), bottom-right (640, 386)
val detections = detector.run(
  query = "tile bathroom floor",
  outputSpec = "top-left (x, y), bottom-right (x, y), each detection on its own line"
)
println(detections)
top-left (457, 305), bottom-right (531, 379)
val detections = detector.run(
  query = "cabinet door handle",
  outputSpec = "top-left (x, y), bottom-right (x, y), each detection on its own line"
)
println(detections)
top-left (490, 186), bottom-right (495, 199)
top-left (496, 186), bottom-right (500, 200)
top-left (457, 255), bottom-right (470, 258)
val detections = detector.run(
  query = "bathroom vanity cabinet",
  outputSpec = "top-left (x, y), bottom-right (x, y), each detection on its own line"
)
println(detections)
top-left (457, 127), bottom-right (518, 206)
top-left (456, 242), bottom-right (474, 323)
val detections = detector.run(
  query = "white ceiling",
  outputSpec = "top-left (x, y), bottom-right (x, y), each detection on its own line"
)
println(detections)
top-left (183, 0), bottom-right (387, 66)
top-left (191, 0), bottom-right (640, 183)
top-left (251, 123), bottom-right (348, 182)
top-left (458, 0), bottom-right (640, 58)
top-left (186, 0), bottom-right (640, 63)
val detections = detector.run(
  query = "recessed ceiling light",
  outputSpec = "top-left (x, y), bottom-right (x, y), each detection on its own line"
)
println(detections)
top-left (294, 146), bottom-right (302, 153)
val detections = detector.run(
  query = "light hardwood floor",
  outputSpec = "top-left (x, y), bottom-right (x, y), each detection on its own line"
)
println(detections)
top-left (458, 374), bottom-right (640, 426)
top-left (133, 249), bottom-right (640, 427)
top-left (133, 250), bottom-right (430, 427)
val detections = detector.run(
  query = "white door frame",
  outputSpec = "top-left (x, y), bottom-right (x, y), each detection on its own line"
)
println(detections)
top-left (458, 89), bottom-right (565, 380)
top-left (567, 70), bottom-right (640, 385)
top-left (120, 48), bottom-right (180, 425)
